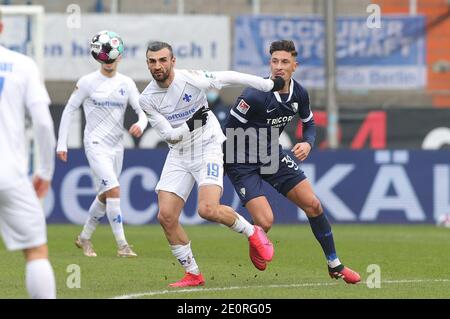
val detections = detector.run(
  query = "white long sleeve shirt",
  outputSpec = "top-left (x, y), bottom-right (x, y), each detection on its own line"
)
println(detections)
top-left (0, 45), bottom-right (55, 190)
top-left (139, 69), bottom-right (275, 151)
top-left (57, 70), bottom-right (147, 153)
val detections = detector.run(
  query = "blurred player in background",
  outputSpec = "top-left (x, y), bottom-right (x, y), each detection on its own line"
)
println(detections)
top-left (140, 41), bottom-right (285, 287)
top-left (224, 40), bottom-right (360, 283)
top-left (0, 11), bottom-right (56, 298)
top-left (56, 32), bottom-right (147, 258)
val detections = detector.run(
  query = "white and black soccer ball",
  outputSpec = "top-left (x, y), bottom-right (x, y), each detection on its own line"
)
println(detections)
top-left (90, 30), bottom-right (124, 64)
top-left (436, 213), bottom-right (450, 228)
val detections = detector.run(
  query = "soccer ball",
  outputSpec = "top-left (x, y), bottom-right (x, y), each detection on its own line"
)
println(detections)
top-left (436, 213), bottom-right (450, 228)
top-left (90, 30), bottom-right (124, 64)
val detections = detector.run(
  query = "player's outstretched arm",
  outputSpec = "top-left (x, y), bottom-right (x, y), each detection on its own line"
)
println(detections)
top-left (208, 71), bottom-right (285, 92)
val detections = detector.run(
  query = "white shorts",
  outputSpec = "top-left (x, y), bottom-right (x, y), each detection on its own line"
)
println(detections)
top-left (155, 143), bottom-right (224, 202)
top-left (85, 147), bottom-right (123, 194)
top-left (0, 178), bottom-right (47, 251)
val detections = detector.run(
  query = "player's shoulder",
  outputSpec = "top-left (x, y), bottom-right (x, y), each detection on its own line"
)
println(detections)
top-left (292, 79), bottom-right (309, 99)
top-left (116, 72), bottom-right (136, 88)
top-left (176, 68), bottom-right (214, 85)
top-left (115, 72), bottom-right (136, 85)
top-left (77, 71), bottom-right (101, 86)
top-left (139, 81), bottom-right (160, 106)
top-left (0, 46), bottom-right (37, 69)
top-left (140, 80), bottom-right (160, 96)
top-left (175, 69), bottom-right (201, 84)
top-left (176, 69), bottom-right (202, 79)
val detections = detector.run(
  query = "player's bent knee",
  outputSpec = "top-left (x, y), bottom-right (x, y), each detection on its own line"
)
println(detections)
top-left (311, 197), bottom-right (323, 216)
top-left (103, 187), bottom-right (120, 199)
top-left (198, 202), bottom-right (219, 221)
top-left (259, 218), bottom-right (274, 233)
top-left (157, 210), bottom-right (178, 228)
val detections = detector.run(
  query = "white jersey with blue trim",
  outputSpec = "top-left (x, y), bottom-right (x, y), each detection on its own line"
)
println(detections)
top-left (0, 45), bottom-right (55, 189)
top-left (57, 70), bottom-right (147, 153)
top-left (140, 69), bottom-right (226, 152)
top-left (139, 69), bottom-right (275, 152)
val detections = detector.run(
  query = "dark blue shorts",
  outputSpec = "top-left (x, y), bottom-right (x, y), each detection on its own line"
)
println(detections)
top-left (224, 151), bottom-right (306, 206)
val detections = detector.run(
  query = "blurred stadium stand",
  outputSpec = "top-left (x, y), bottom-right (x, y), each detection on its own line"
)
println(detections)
top-left (2, 0), bottom-right (449, 115)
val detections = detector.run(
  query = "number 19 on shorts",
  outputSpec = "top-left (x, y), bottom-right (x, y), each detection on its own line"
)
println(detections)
top-left (207, 163), bottom-right (220, 178)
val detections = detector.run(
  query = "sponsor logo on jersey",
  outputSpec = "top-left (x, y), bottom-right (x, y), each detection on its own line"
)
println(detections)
top-left (166, 106), bottom-right (197, 121)
top-left (92, 99), bottom-right (124, 107)
top-left (266, 115), bottom-right (294, 127)
top-left (236, 99), bottom-right (250, 114)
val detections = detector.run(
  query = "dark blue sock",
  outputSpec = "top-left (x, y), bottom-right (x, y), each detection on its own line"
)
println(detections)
top-left (308, 213), bottom-right (338, 262)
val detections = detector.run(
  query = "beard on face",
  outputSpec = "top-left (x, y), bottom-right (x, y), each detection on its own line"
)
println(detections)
top-left (151, 67), bottom-right (170, 82)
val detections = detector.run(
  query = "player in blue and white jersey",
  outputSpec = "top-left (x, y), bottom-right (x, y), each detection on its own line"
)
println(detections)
top-left (57, 52), bottom-right (147, 258)
top-left (0, 11), bottom-right (56, 298)
top-left (140, 41), bottom-right (285, 287)
top-left (224, 40), bottom-right (360, 283)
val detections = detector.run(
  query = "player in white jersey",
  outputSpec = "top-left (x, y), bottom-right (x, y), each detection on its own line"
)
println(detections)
top-left (0, 12), bottom-right (56, 298)
top-left (140, 41), bottom-right (285, 287)
top-left (57, 52), bottom-right (147, 258)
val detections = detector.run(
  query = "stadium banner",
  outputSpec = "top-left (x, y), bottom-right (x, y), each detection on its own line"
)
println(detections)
top-left (0, 14), bottom-right (229, 80)
top-left (45, 149), bottom-right (449, 224)
top-left (281, 108), bottom-right (450, 150)
top-left (49, 106), bottom-right (450, 150)
top-left (233, 15), bottom-right (426, 89)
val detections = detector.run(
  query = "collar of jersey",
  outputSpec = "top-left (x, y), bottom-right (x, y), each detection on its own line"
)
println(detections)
top-left (273, 78), bottom-right (294, 103)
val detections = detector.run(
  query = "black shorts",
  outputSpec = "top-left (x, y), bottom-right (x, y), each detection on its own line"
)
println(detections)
top-left (224, 150), bottom-right (306, 206)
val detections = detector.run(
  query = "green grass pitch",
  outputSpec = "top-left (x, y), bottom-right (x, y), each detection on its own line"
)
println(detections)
top-left (1, 224), bottom-right (449, 298)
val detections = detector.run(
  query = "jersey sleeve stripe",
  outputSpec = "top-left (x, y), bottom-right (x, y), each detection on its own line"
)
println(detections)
top-left (301, 112), bottom-right (313, 122)
top-left (230, 109), bottom-right (248, 123)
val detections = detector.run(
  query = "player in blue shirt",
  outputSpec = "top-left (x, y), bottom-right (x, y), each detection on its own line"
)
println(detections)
top-left (224, 40), bottom-right (360, 284)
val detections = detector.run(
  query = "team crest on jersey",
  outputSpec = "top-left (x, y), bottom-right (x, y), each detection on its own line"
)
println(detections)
top-left (240, 187), bottom-right (246, 197)
top-left (291, 102), bottom-right (298, 112)
top-left (236, 99), bottom-right (250, 114)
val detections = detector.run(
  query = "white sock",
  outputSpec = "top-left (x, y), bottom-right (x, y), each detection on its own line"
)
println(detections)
top-left (80, 197), bottom-right (106, 240)
top-left (230, 213), bottom-right (255, 238)
top-left (106, 198), bottom-right (127, 247)
top-left (26, 259), bottom-right (56, 299)
top-left (328, 258), bottom-right (342, 269)
top-left (170, 242), bottom-right (200, 275)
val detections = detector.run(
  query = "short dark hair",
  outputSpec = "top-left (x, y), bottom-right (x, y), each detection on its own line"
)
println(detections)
top-left (146, 41), bottom-right (173, 57)
top-left (269, 40), bottom-right (297, 57)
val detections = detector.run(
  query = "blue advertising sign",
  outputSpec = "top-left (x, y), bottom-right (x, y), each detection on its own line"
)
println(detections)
top-left (45, 149), bottom-right (449, 225)
top-left (233, 15), bottom-right (426, 89)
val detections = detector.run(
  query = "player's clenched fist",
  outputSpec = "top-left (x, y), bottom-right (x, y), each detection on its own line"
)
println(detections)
top-left (129, 123), bottom-right (143, 137)
top-left (57, 151), bottom-right (67, 162)
top-left (291, 142), bottom-right (312, 162)
top-left (186, 106), bottom-right (210, 131)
